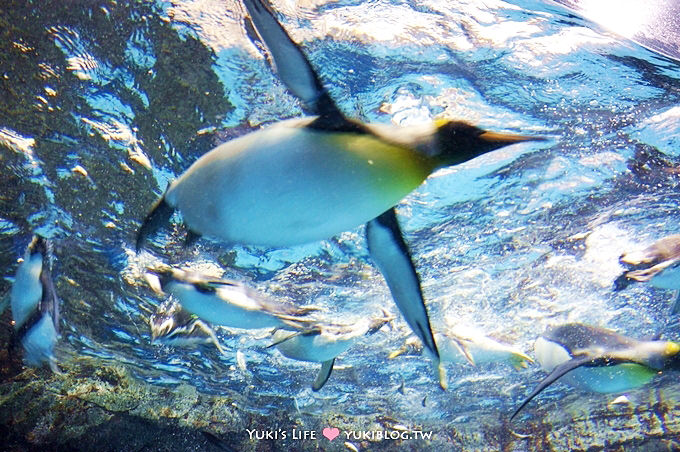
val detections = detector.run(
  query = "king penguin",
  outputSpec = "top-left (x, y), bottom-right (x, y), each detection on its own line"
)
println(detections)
top-left (389, 324), bottom-right (533, 370)
top-left (9, 235), bottom-right (61, 372)
top-left (510, 323), bottom-right (680, 420)
top-left (149, 299), bottom-right (228, 355)
top-left (147, 266), bottom-right (318, 331)
top-left (270, 312), bottom-right (392, 391)
top-left (136, 0), bottom-right (543, 386)
top-left (615, 234), bottom-right (680, 314)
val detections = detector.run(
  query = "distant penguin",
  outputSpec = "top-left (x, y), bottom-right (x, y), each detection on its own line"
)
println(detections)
top-left (146, 266), bottom-right (318, 331)
top-left (390, 324), bottom-right (532, 369)
top-left (10, 235), bottom-right (60, 372)
top-left (149, 298), bottom-right (227, 355)
top-left (270, 312), bottom-right (392, 390)
top-left (510, 323), bottom-right (680, 419)
top-left (136, 0), bottom-right (544, 384)
top-left (615, 235), bottom-right (680, 314)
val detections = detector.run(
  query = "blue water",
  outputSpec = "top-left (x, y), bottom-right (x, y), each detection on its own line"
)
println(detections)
top-left (2, 0), bottom-right (680, 433)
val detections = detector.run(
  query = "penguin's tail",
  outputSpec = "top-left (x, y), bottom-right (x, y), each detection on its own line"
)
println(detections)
top-left (136, 194), bottom-right (175, 251)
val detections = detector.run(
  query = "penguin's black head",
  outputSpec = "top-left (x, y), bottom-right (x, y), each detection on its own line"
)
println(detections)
top-left (661, 341), bottom-right (680, 370)
top-left (434, 120), bottom-right (543, 168)
top-left (27, 235), bottom-right (50, 256)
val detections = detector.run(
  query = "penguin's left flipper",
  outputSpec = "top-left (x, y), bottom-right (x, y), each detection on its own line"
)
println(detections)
top-left (510, 354), bottom-right (622, 420)
top-left (312, 358), bottom-right (335, 391)
top-left (366, 208), bottom-right (441, 375)
top-left (242, 0), bottom-right (352, 129)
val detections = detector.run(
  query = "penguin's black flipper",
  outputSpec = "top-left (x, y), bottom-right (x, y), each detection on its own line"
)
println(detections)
top-left (510, 355), bottom-right (598, 420)
top-left (366, 208), bottom-right (441, 367)
top-left (136, 195), bottom-right (175, 251)
top-left (242, 0), bottom-right (345, 124)
top-left (312, 358), bottom-right (335, 391)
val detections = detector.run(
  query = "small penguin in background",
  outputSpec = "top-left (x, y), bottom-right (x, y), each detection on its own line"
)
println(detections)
top-left (146, 266), bottom-right (318, 331)
top-left (149, 298), bottom-right (227, 356)
top-left (389, 324), bottom-right (532, 370)
top-left (510, 323), bottom-right (680, 420)
top-left (614, 234), bottom-right (680, 314)
top-left (9, 235), bottom-right (60, 373)
top-left (269, 311), bottom-right (393, 391)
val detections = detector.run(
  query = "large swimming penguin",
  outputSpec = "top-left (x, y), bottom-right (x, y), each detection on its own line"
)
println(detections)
top-left (146, 266), bottom-right (318, 331)
top-left (615, 235), bottom-right (680, 314)
top-left (136, 0), bottom-right (543, 383)
top-left (510, 323), bottom-right (680, 420)
top-left (9, 235), bottom-right (60, 372)
top-left (149, 298), bottom-right (227, 355)
top-left (269, 312), bottom-right (393, 391)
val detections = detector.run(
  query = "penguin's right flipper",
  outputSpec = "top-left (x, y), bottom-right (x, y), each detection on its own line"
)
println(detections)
top-left (136, 195), bottom-right (175, 251)
top-left (510, 355), bottom-right (599, 420)
top-left (366, 208), bottom-right (441, 377)
top-left (242, 0), bottom-right (345, 123)
top-left (312, 358), bottom-right (335, 391)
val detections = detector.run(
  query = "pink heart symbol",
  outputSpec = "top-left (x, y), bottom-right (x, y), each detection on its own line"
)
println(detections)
top-left (322, 427), bottom-right (340, 441)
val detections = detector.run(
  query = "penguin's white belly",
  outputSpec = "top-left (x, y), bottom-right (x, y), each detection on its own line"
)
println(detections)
top-left (438, 331), bottom-right (519, 366)
top-left (168, 284), bottom-right (284, 329)
top-left (275, 333), bottom-right (354, 362)
top-left (167, 122), bottom-right (430, 246)
top-left (11, 254), bottom-right (43, 328)
top-left (534, 337), bottom-right (656, 393)
top-left (22, 314), bottom-right (58, 367)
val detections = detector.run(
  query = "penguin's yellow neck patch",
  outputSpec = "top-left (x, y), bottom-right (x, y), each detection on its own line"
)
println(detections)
top-left (665, 341), bottom-right (680, 357)
top-left (434, 118), bottom-right (450, 129)
top-left (324, 132), bottom-right (435, 178)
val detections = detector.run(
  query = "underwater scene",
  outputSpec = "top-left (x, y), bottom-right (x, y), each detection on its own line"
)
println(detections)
top-left (2, 0), bottom-right (680, 450)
